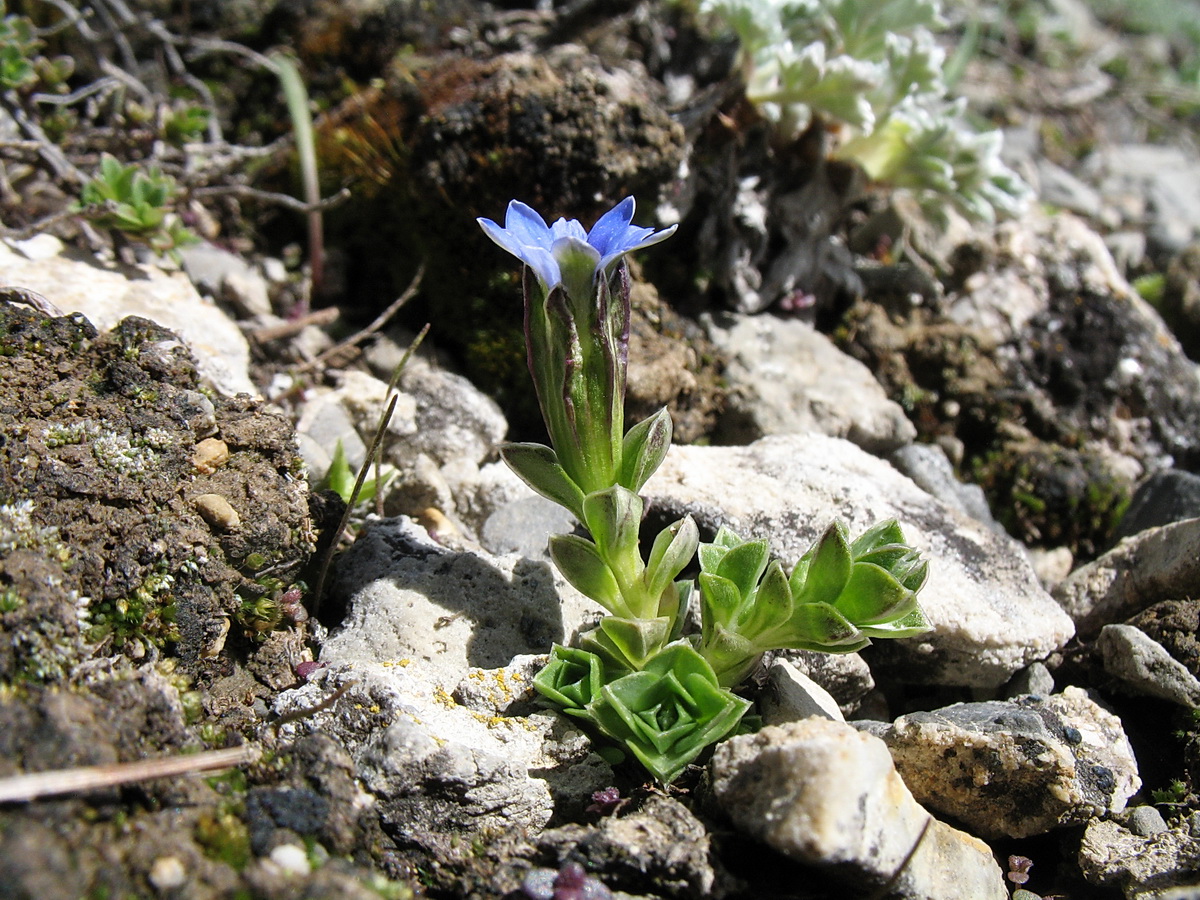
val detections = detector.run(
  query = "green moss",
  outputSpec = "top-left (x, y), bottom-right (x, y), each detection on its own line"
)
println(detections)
top-left (195, 807), bottom-right (251, 870)
top-left (85, 566), bottom-right (179, 649)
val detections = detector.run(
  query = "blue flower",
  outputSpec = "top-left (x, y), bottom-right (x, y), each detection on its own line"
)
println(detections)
top-left (477, 197), bottom-right (677, 296)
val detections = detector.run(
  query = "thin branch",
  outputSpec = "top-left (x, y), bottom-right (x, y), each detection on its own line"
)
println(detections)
top-left (293, 264), bottom-right (425, 373)
top-left (0, 744), bottom-right (261, 804)
top-left (190, 183), bottom-right (351, 214)
top-left (1, 90), bottom-right (84, 183)
top-left (37, 0), bottom-right (101, 41)
top-left (272, 679), bottom-right (360, 728)
top-left (32, 75), bottom-right (121, 107)
top-left (250, 306), bottom-right (341, 344)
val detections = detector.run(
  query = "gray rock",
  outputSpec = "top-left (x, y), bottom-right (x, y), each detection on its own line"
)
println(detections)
top-left (1114, 469), bottom-right (1200, 542)
top-left (323, 516), bottom-right (604, 687)
top-left (864, 688), bottom-right (1140, 839)
top-left (1096, 624), bottom-right (1200, 707)
top-left (646, 434), bottom-right (1075, 687)
top-left (1054, 518), bottom-right (1200, 638)
top-left (1126, 806), bottom-right (1169, 838)
top-left (758, 658), bottom-right (844, 725)
top-left (178, 241), bottom-right (273, 318)
top-left (778, 649), bottom-right (876, 716)
top-left (481, 495), bottom-right (578, 562)
top-left (706, 312), bottom-right (916, 454)
top-left (707, 719), bottom-right (1009, 900)
top-left (1083, 143), bottom-right (1200, 256)
top-left (1036, 158), bottom-right (1104, 219)
top-left (1004, 661), bottom-right (1055, 699)
top-left (888, 442), bottom-right (997, 527)
top-left (1079, 819), bottom-right (1200, 899)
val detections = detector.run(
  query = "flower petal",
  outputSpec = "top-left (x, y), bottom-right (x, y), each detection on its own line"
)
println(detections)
top-left (503, 200), bottom-right (554, 250)
top-left (549, 216), bottom-right (588, 243)
top-left (586, 196), bottom-right (636, 256)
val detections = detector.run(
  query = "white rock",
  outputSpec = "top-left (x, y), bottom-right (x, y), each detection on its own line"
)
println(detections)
top-left (1054, 518), bottom-right (1200, 638)
top-left (646, 434), bottom-right (1075, 687)
top-left (708, 718), bottom-right (1009, 900)
top-left (865, 687), bottom-right (1140, 839)
top-left (759, 658), bottom-right (844, 725)
top-left (1079, 819), bottom-right (1200, 899)
top-left (267, 844), bottom-right (311, 877)
top-left (323, 516), bottom-right (604, 688)
top-left (706, 312), bottom-right (916, 453)
top-left (0, 235), bottom-right (255, 396)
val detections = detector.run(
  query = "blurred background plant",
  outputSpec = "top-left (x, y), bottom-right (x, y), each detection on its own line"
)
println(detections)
top-left (694, 0), bottom-right (1031, 224)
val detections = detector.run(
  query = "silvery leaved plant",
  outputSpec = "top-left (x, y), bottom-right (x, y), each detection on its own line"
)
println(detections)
top-left (478, 198), bottom-right (931, 783)
top-left (697, 0), bottom-right (1030, 223)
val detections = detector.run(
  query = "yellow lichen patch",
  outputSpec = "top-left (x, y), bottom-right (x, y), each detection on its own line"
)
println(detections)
top-left (433, 687), bottom-right (457, 708)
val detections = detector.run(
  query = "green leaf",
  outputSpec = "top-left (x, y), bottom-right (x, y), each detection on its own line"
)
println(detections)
top-left (849, 518), bottom-right (906, 555)
top-left (587, 643), bottom-right (751, 783)
top-left (579, 616), bottom-right (671, 673)
top-left (548, 534), bottom-right (625, 616)
top-left (643, 516), bottom-right (698, 601)
top-left (794, 521), bottom-right (852, 606)
top-left (858, 604), bottom-right (932, 639)
top-left (698, 572), bottom-right (743, 636)
top-left (786, 601), bottom-right (867, 650)
top-left (715, 538), bottom-right (770, 598)
top-left (500, 442), bottom-right (585, 521)
top-left (581, 485), bottom-right (643, 563)
top-left (532, 644), bottom-right (603, 712)
top-left (836, 563), bottom-right (917, 625)
top-left (736, 558), bottom-right (792, 636)
top-left (618, 407), bottom-right (672, 493)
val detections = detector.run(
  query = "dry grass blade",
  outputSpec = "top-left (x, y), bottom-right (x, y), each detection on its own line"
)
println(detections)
top-left (0, 744), bottom-right (261, 804)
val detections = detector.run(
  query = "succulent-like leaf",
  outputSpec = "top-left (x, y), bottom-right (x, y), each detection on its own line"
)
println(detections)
top-left (578, 616), bottom-right (671, 673)
top-left (837, 562), bottom-right (917, 625)
top-left (532, 644), bottom-right (603, 713)
top-left (714, 538), bottom-right (770, 599)
top-left (736, 558), bottom-right (792, 636)
top-left (582, 485), bottom-right (643, 563)
top-left (587, 643), bottom-right (751, 783)
top-left (786, 600), bottom-right (868, 650)
top-left (549, 534), bottom-right (626, 617)
top-left (858, 604), bottom-right (932, 639)
top-left (643, 516), bottom-right (699, 602)
top-left (698, 572), bottom-right (744, 636)
top-left (500, 442), bottom-right (586, 521)
top-left (794, 521), bottom-right (852, 606)
top-left (618, 407), bottom-right (672, 493)
top-left (849, 518), bottom-right (906, 555)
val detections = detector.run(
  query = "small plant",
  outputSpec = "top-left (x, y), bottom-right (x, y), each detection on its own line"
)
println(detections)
top-left (0, 2), bottom-right (40, 90)
top-left (479, 198), bottom-right (931, 783)
top-left (74, 153), bottom-right (197, 256)
top-left (696, 0), bottom-right (1030, 223)
top-left (320, 439), bottom-right (394, 509)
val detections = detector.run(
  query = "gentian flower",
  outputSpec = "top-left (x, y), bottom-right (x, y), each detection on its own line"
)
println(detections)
top-left (477, 197), bottom-right (676, 299)
top-left (480, 197), bottom-right (677, 498)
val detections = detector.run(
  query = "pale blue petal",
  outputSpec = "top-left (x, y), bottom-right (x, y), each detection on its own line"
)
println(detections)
top-left (598, 223), bottom-right (678, 273)
top-left (550, 217), bottom-right (589, 242)
top-left (522, 246), bottom-right (562, 292)
top-left (586, 197), bottom-right (635, 256)
top-left (504, 200), bottom-right (554, 250)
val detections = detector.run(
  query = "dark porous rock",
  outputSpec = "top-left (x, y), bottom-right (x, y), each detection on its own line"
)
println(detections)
top-left (536, 796), bottom-right (717, 898)
top-left (1113, 468), bottom-right (1200, 542)
top-left (864, 689), bottom-right (1140, 839)
top-left (0, 302), bottom-right (313, 680)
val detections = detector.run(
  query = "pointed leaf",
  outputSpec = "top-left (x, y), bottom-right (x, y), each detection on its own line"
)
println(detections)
top-left (785, 601), bottom-right (865, 649)
top-left (737, 559), bottom-right (792, 636)
top-left (859, 604), bottom-right (933, 639)
top-left (618, 407), bottom-right (672, 493)
top-left (644, 516), bottom-right (698, 600)
top-left (797, 521), bottom-right (852, 606)
top-left (531, 644), bottom-right (604, 712)
top-left (698, 572), bottom-right (743, 636)
top-left (500, 442), bottom-right (585, 520)
top-left (548, 534), bottom-right (626, 616)
top-left (837, 562), bottom-right (917, 625)
top-left (850, 518), bottom-right (906, 556)
top-left (579, 616), bottom-right (671, 672)
top-left (715, 538), bottom-right (770, 599)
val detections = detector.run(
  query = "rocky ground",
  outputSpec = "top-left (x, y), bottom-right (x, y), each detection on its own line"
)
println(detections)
top-left (2, 1), bottom-right (1200, 898)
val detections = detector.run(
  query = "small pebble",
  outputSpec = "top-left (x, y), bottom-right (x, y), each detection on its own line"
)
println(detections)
top-left (1127, 805), bottom-right (1168, 836)
top-left (194, 493), bottom-right (241, 530)
top-left (148, 855), bottom-right (187, 891)
top-left (191, 437), bottom-right (230, 474)
top-left (269, 843), bottom-right (311, 877)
